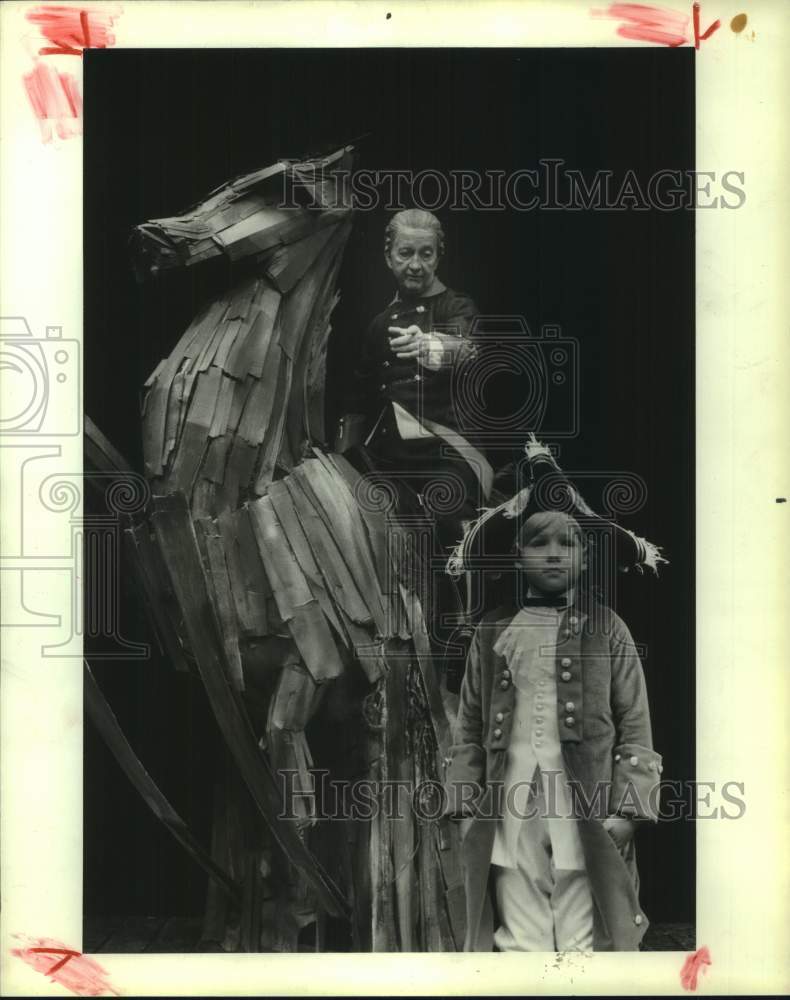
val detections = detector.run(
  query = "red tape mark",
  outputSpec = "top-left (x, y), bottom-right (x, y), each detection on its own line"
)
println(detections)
top-left (24, 5), bottom-right (121, 56)
top-left (680, 945), bottom-right (712, 991)
top-left (11, 935), bottom-right (120, 997)
top-left (591, 2), bottom-right (722, 48)
top-left (22, 61), bottom-right (83, 142)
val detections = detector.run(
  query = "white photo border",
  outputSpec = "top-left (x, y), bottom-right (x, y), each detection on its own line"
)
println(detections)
top-left (1, 0), bottom-right (788, 995)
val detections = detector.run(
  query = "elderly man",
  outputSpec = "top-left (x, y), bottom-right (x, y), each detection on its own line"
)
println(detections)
top-left (336, 209), bottom-right (492, 543)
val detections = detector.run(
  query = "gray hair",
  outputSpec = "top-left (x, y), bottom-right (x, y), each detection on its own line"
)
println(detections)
top-left (384, 209), bottom-right (445, 258)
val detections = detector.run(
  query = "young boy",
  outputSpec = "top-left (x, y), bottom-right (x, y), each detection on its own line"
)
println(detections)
top-left (444, 510), bottom-right (662, 952)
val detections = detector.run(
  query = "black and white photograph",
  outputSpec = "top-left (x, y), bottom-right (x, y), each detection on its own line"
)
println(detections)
top-left (82, 46), bottom-right (694, 955)
top-left (0, 1), bottom-right (786, 996)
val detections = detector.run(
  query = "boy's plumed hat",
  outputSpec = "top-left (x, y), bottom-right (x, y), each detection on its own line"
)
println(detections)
top-left (446, 435), bottom-right (668, 578)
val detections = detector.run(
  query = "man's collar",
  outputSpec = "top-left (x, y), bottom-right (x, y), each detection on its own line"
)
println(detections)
top-left (391, 277), bottom-right (447, 304)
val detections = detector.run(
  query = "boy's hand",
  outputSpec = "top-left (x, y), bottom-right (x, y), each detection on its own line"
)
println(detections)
top-left (602, 816), bottom-right (636, 851)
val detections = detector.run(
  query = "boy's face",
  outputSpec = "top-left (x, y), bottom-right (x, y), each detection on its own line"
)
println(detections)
top-left (515, 515), bottom-right (587, 595)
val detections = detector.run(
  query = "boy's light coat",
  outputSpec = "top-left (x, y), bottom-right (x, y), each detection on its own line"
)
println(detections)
top-left (444, 601), bottom-right (663, 951)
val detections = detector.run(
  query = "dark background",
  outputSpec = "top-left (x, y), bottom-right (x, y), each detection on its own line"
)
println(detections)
top-left (84, 48), bottom-right (695, 928)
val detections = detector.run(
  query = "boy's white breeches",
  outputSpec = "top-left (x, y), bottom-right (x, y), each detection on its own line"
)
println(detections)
top-left (492, 808), bottom-right (594, 952)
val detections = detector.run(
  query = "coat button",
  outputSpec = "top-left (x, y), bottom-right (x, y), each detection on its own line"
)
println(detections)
top-left (565, 716), bottom-right (575, 726)
top-left (614, 753), bottom-right (622, 761)
top-left (561, 657), bottom-right (572, 667)
top-left (569, 615), bottom-right (579, 625)
top-left (391, 313), bottom-right (399, 319)
top-left (634, 914), bottom-right (643, 926)
top-left (561, 671), bottom-right (571, 681)
top-left (499, 679), bottom-right (510, 690)
top-left (414, 374), bottom-right (422, 381)
top-left (493, 728), bottom-right (502, 739)
top-left (534, 717), bottom-right (544, 725)
top-left (495, 712), bottom-right (504, 723)
top-left (379, 384), bottom-right (387, 391)
top-left (416, 304), bottom-right (425, 313)
top-left (534, 729), bottom-right (544, 737)
top-left (565, 701), bottom-right (575, 712)
top-left (502, 669), bottom-right (511, 679)
top-left (630, 755), bottom-right (639, 766)
top-left (649, 761), bottom-right (657, 771)
top-left (382, 360), bottom-right (391, 367)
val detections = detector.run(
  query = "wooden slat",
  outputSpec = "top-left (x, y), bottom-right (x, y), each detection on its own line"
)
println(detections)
top-left (202, 433), bottom-right (232, 486)
top-left (224, 286), bottom-right (281, 380)
top-left (219, 438), bottom-right (258, 513)
top-left (264, 225), bottom-right (336, 294)
top-left (219, 212), bottom-right (320, 262)
top-left (417, 823), bottom-right (443, 951)
top-left (162, 365), bottom-right (187, 467)
top-left (123, 522), bottom-right (191, 673)
top-left (387, 654), bottom-right (416, 951)
top-left (84, 415), bottom-right (136, 479)
top-left (194, 321), bottom-right (232, 374)
top-left (281, 475), bottom-right (372, 625)
top-left (247, 496), bottom-right (344, 682)
top-left (208, 374), bottom-right (236, 439)
top-left (334, 611), bottom-right (387, 684)
top-left (268, 660), bottom-right (320, 732)
top-left (326, 451), bottom-right (410, 641)
top-left (304, 291), bottom-right (341, 445)
top-left (368, 681), bottom-right (398, 952)
top-left (267, 727), bottom-right (316, 830)
top-left (432, 830), bottom-right (461, 951)
top-left (299, 460), bottom-right (389, 635)
top-left (266, 480), bottom-right (344, 637)
top-left (165, 366), bottom-right (221, 495)
top-left (216, 508), bottom-right (269, 637)
top-left (215, 206), bottom-right (297, 251)
top-left (149, 493), bottom-right (349, 920)
top-left (236, 344), bottom-right (284, 447)
top-left (284, 223), bottom-right (350, 459)
top-left (228, 376), bottom-right (255, 432)
top-left (194, 519), bottom-right (245, 691)
top-left (398, 585), bottom-right (452, 762)
top-left (141, 301), bottom-right (224, 477)
top-left (254, 348), bottom-right (292, 491)
top-left (226, 276), bottom-right (259, 320)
